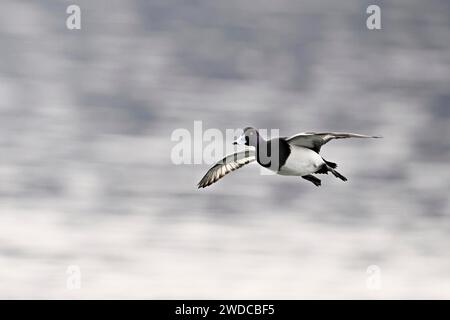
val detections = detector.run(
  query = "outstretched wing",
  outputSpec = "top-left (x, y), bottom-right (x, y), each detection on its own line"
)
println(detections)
top-left (197, 150), bottom-right (256, 188)
top-left (286, 132), bottom-right (381, 153)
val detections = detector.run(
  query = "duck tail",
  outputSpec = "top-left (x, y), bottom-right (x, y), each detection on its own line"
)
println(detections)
top-left (323, 158), bottom-right (337, 169)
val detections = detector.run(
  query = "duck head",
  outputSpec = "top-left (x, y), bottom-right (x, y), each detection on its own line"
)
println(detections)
top-left (233, 127), bottom-right (261, 147)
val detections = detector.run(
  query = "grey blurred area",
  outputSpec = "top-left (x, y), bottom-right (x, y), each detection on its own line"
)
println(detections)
top-left (0, 0), bottom-right (449, 298)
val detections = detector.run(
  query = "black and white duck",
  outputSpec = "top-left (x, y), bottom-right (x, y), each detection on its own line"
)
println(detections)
top-left (197, 127), bottom-right (381, 188)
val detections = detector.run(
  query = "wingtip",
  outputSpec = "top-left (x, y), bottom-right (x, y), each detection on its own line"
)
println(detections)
top-left (197, 182), bottom-right (210, 189)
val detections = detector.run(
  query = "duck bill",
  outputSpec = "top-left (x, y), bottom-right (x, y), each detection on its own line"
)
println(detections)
top-left (233, 134), bottom-right (246, 145)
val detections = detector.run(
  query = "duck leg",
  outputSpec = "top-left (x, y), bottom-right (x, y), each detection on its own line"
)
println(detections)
top-left (326, 165), bottom-right (347, 181)
top-left (302, 174), bottom-right (321, 187)
top-left (315, 162), bottom-right (348, 182)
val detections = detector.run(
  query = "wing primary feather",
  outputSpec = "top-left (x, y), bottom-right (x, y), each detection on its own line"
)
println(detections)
top-left (287, 132), bottom-right (381, 153)
top-left (197, 150), bottom-right (256, 188)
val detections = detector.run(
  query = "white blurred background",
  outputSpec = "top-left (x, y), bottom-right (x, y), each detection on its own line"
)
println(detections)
top-left (0, 0), bottom-right (449, 298)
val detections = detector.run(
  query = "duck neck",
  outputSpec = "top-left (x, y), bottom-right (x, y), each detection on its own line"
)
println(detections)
top-left (253, 136), bottom-right (271, 168)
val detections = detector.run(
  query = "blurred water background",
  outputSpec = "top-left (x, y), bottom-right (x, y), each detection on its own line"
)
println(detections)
top-left (0, 0), bottom-right (449, 298)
